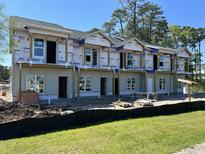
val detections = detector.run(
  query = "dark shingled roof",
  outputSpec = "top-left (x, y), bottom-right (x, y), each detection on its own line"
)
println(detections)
top-left (10, 16), bottom-right (66, 30)
top-left (10, 16), bottom-right (88, 40)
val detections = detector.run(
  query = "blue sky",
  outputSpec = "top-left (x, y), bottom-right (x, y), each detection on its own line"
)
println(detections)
top-left (1, 0), bottom-right (205, 66)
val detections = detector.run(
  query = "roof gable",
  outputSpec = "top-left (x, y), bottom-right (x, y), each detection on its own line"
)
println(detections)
top-left (82, 31), bottom-right (112, 47)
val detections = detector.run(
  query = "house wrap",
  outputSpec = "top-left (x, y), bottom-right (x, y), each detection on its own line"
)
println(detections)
top-left (9, 16), bottom-right (192, 102)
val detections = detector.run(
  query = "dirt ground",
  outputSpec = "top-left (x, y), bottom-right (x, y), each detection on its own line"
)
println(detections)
top-left (1, 89), bottom-right (205, 124)
top-left (0, 88), bottom-right (74, 123)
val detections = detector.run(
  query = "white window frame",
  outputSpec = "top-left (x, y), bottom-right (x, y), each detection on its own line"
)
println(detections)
top-left (159, 55), bottom-right (164, 68)
top-left (26, 75), bottom-right (45, 94)
top-left (177, 82), bottom-right (183, 89)
top-left (127, 77), bottom-right (135, 90)
top-left (80, 76), bottom-right (92, 92)
top-left (32, 38), bottom-right (46, 59)
top-left (85, 48), bottom-right (92, 65)
top-left (159, 78), bottom-right (166, 90)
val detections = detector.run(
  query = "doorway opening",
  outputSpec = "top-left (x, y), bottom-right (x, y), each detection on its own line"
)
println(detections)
top-left (153, 55), bottom-right (158, 70)
top-left (47, 41), bottom-right (56, 63)
top-left (59, 77), bottom-right (67, 98)
top-left (100, 78), bottom-right (107, 96)
top-left (115, 78), bottom-right (119, 96)
top-left (120, 53), bottom-right (123, 69)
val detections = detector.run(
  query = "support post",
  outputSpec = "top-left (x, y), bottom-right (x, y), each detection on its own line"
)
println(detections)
top-left (29, 34), bottom-right (33, 60)
top-left (140, 52), bottom-right (143, 69)
top-left (108, 47), bottom-right (110, 67)
top-left (188, 84), bottom-right (191, 102)
top-left (19, 63), bottom-right (22, 103)
top-left (83, 46), bottom-right (85, 66)
top-left (145, 71), bottom-right (147, 93)
top-left (173, 55), bottom-right (177, 93)
top-left (125, 52), bottom-right (127, 69)
top-left (65, 38), bottom-right (68, 64)
top-left (157, 55), bottom-right (160, 70)
top-left (78, 68), bottom-right (80, 97)
top-left (154, 71), bottom-right (157, 93)
top-left (118, 70), bottom-right (120, 97)
top-left (122, 52), bottom-right (125, 69)
top-left (113, 70), bottom-right (115, 96)
top-left (72, 66), bottom-right (75, 99)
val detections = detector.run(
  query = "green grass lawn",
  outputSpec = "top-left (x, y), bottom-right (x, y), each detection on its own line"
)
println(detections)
top-left (1, 111), bottom-right (205, 154)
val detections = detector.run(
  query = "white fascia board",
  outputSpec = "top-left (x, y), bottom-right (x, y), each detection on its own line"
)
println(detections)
top-left (29, 28), bottom-right (68, 38)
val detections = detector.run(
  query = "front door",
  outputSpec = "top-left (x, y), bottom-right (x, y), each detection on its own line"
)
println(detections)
top-left (100, 78), bottom-right (106, 96)
top-left (59, 77), bottom-right (67, 98)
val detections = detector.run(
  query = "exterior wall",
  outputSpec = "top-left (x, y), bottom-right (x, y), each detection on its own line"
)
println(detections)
top-left (145, 52), bottom-right (153, 70)
top-left (133, 53), bottom-right (140, 69)
top-left (156, 73), bottom-right (172, 93)
top-left (79, 71), bottom-right (113, 97)
top-left (13, 31), bottom-right (30, 63)
top-left (177, 74), bottom-right (185, 92)
top-left (146, 73), bottom-right (154, 92)
top-left (110, 51), bottom-right (120, 68)
top-left (85, 33), bottom-right (111, 47)
top-left (159, 54), bottom-right (171, 71)
top-left (12, 66), bottom-right (73, 101)
top-left (119, 72), bottom-right (141, 95)
top-left (100, 48), bottom-right (109, 67)
top-left (73, 45), bottom-right (83, 66)
top-left (177, 57), bottom-right (185, 73)
top-left (13, 30), bottom-right (72, 65)
top-left (124, 40), bottom-right (143, 51)
top-left (67, 39), bottom-right (74, 65)
top-left (11, 64), bottom-right (20, 102)
top-left (177, 50), bottom-right (190, 58)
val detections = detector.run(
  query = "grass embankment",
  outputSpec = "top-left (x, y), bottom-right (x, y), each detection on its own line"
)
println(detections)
top-left (0, 111), bottom-right (205, 154)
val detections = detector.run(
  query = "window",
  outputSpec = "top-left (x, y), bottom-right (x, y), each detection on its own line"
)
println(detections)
top-left (127, 53), bottom-right (133, 68)
top-left (92, 49), bottom-right (97, 66)
top-left (177, 82), bottom-right (182, 89)
top-left (80, 76), bottom-right (91, 92)
top-left (159, 78), bottom-right (166, 90)
top-left (127, 78), bottom-right (131, 90)
top-left (86, 77), bottom-right (91, 91)
top-left (85, 48), bottom-right (98, 66)
top-left (80, 77), bottom-right (85, 91)
top-left (33, 38), bottom-right (44, 57)
top-left (26, 75), bottom-right (44, 93)
top-left (85, 48), bottom-right (92, 63)
top-left (131, 78), bottom-right (135, 90)
top-left (159, 56), bottom-right (164, 67)
top-left (127, 78), bottom-right (135, 90)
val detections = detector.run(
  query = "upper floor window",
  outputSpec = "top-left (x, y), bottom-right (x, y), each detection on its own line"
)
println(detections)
top-left (33, 38), bottom-right (45, 57)
top-left (85, 48), bottom-right (98, 66)
top-left (92, 49), bottom-right (97, 66)
top-left (159, 55), bottom-right (164, 67)
top-left (127, 53), bottom-right (133, 68)
top-left (85, 48), bottom-right (91, 63)
top-left (159, 78), bottom-right (166, 90)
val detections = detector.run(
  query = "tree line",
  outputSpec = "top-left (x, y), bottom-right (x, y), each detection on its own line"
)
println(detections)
top-left (0, 65), bottom-right (10, 82)
top-left (101, 0), bottom-right (205, 80)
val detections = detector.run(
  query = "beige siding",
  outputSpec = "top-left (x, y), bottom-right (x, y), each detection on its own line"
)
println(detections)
top-left (119, 72), bottom-right (141, 95)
